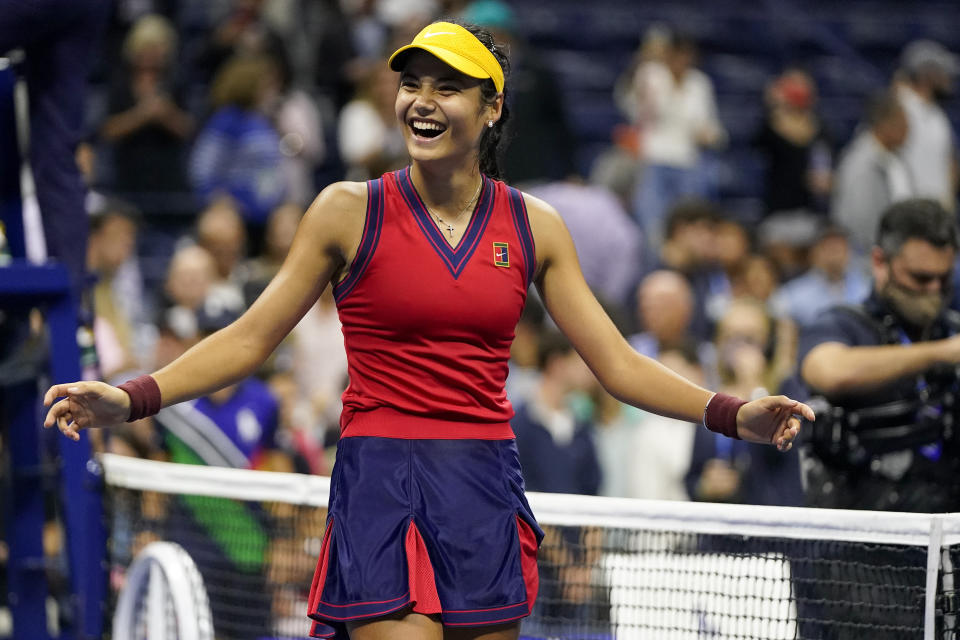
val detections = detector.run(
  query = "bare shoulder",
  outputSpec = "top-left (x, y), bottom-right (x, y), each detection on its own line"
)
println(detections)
top-left (519, 191), bottom-right (563, 230)
top-left (305, 181), bottom-right (368, 227)
top-left (299, 181), bottom-right (369, 255)
top-left (519, 190), bottom-right (571, 265)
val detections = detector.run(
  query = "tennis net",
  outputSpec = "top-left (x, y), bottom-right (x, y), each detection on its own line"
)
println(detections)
top-left (101, 453), bottom-right (960, 639)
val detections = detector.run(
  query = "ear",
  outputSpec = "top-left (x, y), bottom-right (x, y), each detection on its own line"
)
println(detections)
top-left (485, 92), bottom-right (504, 125)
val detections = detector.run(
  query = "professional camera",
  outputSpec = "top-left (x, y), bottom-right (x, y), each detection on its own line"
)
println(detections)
top-left (806, 366), bottom-right (960, 467)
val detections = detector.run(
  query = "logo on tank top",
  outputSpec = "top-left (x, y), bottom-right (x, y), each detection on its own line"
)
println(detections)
top-left (493, 242), bottom-right (509, 267)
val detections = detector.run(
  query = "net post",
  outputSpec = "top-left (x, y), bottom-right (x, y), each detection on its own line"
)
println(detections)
top-left (926, 515), bottom-right (944, 639)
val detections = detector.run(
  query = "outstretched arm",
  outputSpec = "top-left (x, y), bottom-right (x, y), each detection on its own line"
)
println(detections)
top-left (526, 193), bottom-right (812, 448)
top-left (801, 339), bottom-right (960, 395)
top-left (44, 182), bottom-right (368, 439)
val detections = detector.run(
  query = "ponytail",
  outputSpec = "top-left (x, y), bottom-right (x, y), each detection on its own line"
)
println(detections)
top-left (479, 97), bottom-right (510, 180)
top-left (454, 20), bottom-right (512, 181)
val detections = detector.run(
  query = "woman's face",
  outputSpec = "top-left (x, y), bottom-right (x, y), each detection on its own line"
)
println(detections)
top-left (395, 51), bottom-right (501, 165)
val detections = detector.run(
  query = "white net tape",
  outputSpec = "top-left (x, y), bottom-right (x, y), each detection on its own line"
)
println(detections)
top-left (101, 453), bottom-right (960, 639)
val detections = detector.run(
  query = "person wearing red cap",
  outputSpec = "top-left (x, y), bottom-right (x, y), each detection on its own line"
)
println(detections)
top-left (43, 20), bottom-right (813, 640)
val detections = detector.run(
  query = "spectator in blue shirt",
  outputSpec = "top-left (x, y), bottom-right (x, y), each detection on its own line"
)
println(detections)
top-left (771, 223), bottom-right (870, 328)
top-left (189, 54), bottom-right (287, 225)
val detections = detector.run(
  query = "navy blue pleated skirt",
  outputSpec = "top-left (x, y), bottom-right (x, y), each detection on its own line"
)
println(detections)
top-left (307, 437), bottom-right (544, 639)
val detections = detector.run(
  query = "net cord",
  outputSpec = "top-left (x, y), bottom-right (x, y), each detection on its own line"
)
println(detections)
top-left (101, 453), bottom-right (960, 546)
top-left (102, 453), bottom-right (331, 506)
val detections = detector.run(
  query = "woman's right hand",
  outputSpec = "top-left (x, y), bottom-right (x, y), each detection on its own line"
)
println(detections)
top-left (43, 381), bottom-right (132, 441)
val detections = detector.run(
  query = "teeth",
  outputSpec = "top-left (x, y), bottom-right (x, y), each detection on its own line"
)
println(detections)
top-left (412, 121), bottom-right (444, 132)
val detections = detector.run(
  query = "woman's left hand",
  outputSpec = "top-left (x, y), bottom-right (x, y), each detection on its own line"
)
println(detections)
top-left (736, 395), bottom-right (815, 451)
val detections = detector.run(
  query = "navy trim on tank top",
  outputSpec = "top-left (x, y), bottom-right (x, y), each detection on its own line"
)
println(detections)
top-left (506, 187), bottom-right (536, 287)
top-left (397, 168), bottom-right (494, 279)
top-left (334, 177), bottom-right (384, 303)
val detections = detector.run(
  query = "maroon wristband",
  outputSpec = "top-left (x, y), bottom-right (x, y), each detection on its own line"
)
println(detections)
top-left (117, 374), bottom-right (162, 422)
top-left (703, 392), bottom-right (746, 440)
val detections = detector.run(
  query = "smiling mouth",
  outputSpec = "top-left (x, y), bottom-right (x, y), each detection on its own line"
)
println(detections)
top-left (410, 119), bottom-right (447, 139)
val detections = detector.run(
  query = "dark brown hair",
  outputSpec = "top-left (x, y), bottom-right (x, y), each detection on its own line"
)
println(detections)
top-left (449, 20), bottom-right (512, 180)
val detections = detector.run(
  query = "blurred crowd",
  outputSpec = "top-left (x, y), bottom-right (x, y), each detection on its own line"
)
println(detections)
top-left (73, 0), bottom-right (960, 510)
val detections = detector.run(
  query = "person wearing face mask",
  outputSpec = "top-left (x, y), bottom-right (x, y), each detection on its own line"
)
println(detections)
top-left (799, 198), bottom-right (960, 513)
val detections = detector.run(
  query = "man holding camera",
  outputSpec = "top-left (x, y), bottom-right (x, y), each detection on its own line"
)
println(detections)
top-left (794, 199), bottom-right (960, 639)
top-left (800, 198), bottom-right (960, 512)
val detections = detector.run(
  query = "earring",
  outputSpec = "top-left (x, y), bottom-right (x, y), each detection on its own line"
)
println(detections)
top-left (487, 120), bottom-right (494, 128)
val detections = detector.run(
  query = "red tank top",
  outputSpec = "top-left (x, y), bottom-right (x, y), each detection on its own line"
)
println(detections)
top-left (333, 168), bottom-right (535, 439)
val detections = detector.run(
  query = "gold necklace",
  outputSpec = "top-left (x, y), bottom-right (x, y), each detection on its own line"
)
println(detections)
top-left (430, 181), bottom-right (482, 238)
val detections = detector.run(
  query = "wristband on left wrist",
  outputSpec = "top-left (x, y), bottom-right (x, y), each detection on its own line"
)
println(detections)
top-left (116, 374), bottom-right (162, 422)
top-left (703, 392), bottom-right (746, 440)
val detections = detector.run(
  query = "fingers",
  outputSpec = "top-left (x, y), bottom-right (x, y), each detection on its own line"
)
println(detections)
top-left (57, 412), bottom-right (80, 441)
top-left (776, 425), bottom-right (798, 451)
top-left (775, 415), bottom-right (802, 451)
top-left (44, 381), bottom-right (97, 406)
top-left (795, 401), bottom-right (816, 422)
top-left (44, 398), bottom-right (71, 428)
top-left (43, 384), bottom-right (72, 406)
top-left (45, 400), bottom-right (81, 441)
top-left (765, 395), bottom-right (816, 422)
top-left (46, 403), bottom-right (79, 440)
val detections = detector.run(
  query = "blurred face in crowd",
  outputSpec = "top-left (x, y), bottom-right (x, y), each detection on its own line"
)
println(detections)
top-left (772, 70), bottom-right (815, 112)
top-left (124, 15), bottom-right (176, 74)
top-left (810, 233), bottom-right (850, 281)
top-left (873, 238), bottom-right (955, 330)
top-left (717, 300), bottom-right (770, 351)
top-left (875, 105), bottom-right (909, 150)
top-left (132, 41), bottom-right (172, 73)
top-left (716, 299), bottom-right (771, 383)
top-left (395, 51), bottom-right (501, 166)
top-left (738, 255), bottom-right (779, 302)
top-left (198, 201), bottom-right (247, 279)
top-left (666, 41), bottom-right (696, 78)
top-left (637, 270), bottom-right (693, 346)
top-left (88, 214), bottom-right (136, 276)
top-left (715, 220), bottom-right (750, 272)
top-left (670, 218), bottom-right (717, 268)
top-left (165, 246), bottom-right (217, 310)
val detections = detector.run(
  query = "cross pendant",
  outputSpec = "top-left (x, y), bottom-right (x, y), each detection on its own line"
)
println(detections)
top-left (445, 223), bottom-right (455, 237)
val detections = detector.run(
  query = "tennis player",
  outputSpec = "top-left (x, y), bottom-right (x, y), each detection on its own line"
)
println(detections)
top-left (44, 20), bottom-right (813, 640)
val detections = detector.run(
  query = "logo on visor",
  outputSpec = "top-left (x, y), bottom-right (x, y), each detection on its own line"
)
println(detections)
top-left (423, 31), bottom-right (458, 38)
top-left (493, 242), bottom-right (509, 267)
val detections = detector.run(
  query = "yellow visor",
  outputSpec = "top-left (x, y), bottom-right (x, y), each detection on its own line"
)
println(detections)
top-left (388, 22), bottom-right (504, 93)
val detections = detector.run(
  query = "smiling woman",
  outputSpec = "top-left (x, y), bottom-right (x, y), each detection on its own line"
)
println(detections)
top-left (386, 22), bottom-right (511, 250)
top-left (43, 18), bottom-right (812, 640)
